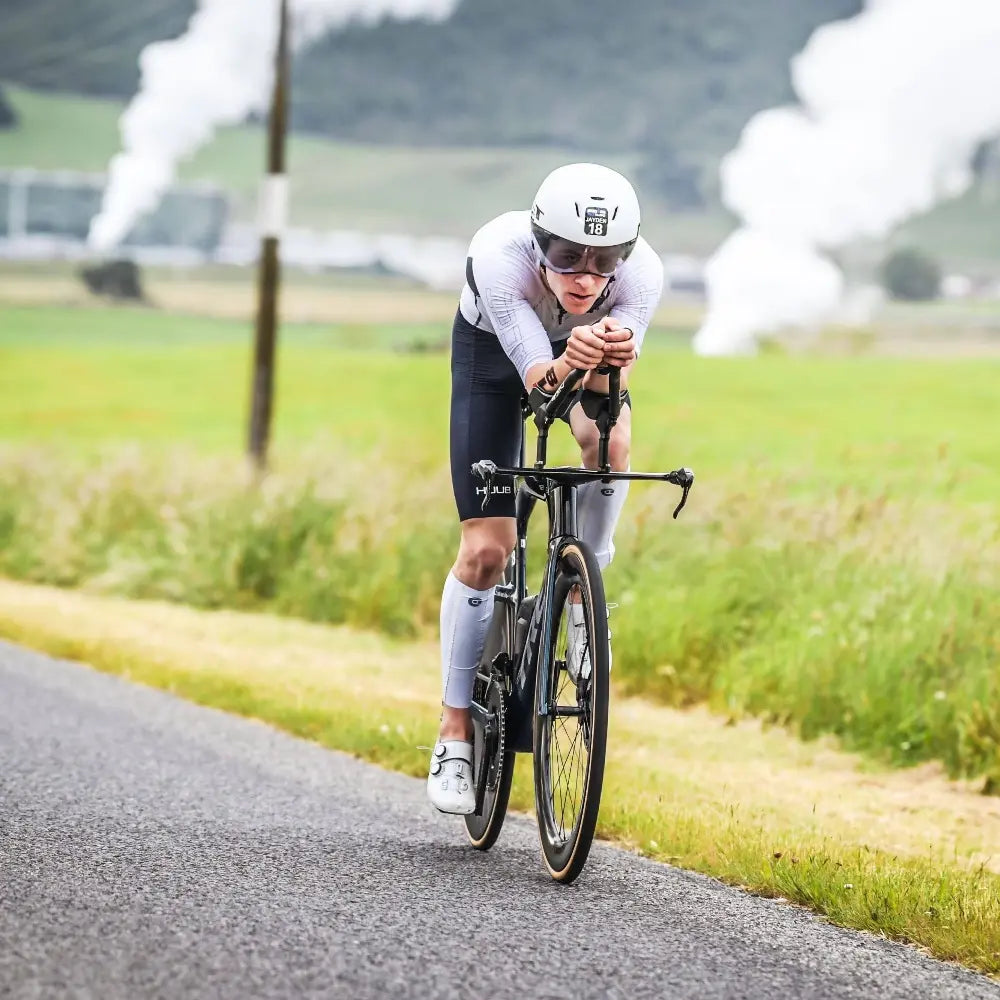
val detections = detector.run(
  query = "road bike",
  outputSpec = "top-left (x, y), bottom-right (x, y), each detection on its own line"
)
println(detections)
top-left (464, 366), bottom-right (693, 884)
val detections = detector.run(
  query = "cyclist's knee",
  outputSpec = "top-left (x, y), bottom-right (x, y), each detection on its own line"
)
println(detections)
top-left (455, 524), bottom-right (514, 588)
top-left (575, 423), bottom-right (601, 468)
top-left (609, 432), bottom-right (630, 471)
top-left (574, 413), bottom-right (630, 471)
top-left (580, 429), bottom-right (630, 471)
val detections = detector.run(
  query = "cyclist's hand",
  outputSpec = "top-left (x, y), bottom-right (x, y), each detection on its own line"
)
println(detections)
top-left (596, 317), bottom-right (636, 368)
top-left (565, 324), bottom-right (607, 371)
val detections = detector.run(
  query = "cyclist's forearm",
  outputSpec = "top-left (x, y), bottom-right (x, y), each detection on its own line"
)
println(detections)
top-left (524, 355), bottom-right (575, 393)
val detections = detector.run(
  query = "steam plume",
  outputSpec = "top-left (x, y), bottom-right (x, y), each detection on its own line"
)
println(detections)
top-left (88, 0), bottom-right (459, 251)
top-left (694, 0), bottom-right (1000, 355)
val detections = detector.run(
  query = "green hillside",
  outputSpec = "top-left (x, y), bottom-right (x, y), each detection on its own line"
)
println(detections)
top-left (1, 0), bottom-right (863, 206)
top-left (3, 86), bottom-right (1000, 266)
top-left (0, 87), bottom-right (733, 252)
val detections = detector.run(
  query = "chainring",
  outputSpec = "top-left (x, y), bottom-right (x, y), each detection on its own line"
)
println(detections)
top-left (484, 674), bottom-right (508, 790)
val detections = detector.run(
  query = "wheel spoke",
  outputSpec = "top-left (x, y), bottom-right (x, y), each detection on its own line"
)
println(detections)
top-left (551, 701), bottom-right (586, 837)
top-left (546, 585), bottom-right (596, 842)
top-left (556, 723), bottom-right (585, 837)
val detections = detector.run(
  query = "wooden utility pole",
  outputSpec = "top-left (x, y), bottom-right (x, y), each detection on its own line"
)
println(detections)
top-left (248, 0), bottom-right (290, 471)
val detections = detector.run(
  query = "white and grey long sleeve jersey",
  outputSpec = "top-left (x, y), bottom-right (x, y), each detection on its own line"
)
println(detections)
top-left (458, 210), bottom-right (664, 384)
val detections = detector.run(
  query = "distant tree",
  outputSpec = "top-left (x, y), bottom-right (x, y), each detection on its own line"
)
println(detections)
top-left (881, 247), bottom-right (941, 301)
top-left (0, 86), bottom-right (18, 130)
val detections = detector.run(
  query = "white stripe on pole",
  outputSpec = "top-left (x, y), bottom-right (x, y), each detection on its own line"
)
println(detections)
top-left (257, 173), bottom-right (289, 238)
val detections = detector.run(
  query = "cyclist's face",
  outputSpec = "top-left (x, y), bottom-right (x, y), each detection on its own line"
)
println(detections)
top-left (543, 267), bottom-right (610, 315)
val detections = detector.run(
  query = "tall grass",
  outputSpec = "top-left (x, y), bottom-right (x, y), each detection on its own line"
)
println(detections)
top-left (2, 443), bottom-right (998, 789)
top-left (609, 483), bottom-right (1000, 784)
top-left (0, 446), bottom-right (454, 635)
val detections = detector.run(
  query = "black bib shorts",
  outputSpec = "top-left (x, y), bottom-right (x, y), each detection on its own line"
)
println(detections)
top-left (449, 310), bottom-right (632, 522)
top-left (449, 310), bottom-right (545, 521)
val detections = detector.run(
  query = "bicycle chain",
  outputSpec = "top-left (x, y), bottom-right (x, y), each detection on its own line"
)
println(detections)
top-left (489, 677), bottom-right (508, 791)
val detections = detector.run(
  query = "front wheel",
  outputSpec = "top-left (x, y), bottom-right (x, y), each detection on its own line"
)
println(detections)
top-left (532, 539), bottom-right (609, 884)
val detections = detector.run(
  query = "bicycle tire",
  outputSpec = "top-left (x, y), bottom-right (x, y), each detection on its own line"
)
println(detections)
top-left (532, 538), bottom-right (609, 884)
top-left (465, 600), bottom-right (517, 851)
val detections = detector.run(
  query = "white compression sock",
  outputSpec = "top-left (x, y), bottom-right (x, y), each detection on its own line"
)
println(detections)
top-left (440, 572), bottom-right (495, 709)
top-left (576, 477), bottom-right (630, 569)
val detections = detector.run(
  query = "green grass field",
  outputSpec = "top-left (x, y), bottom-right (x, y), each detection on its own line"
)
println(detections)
top-left (2, 298), bottom-right (999, 789)
top-left (3, 302), bottom-right (998, 496)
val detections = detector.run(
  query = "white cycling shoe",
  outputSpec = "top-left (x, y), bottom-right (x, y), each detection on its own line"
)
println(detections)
top-left (566, 603), bottom-right (612, 685)
top-left (426, 740), bottom-right (476, 815)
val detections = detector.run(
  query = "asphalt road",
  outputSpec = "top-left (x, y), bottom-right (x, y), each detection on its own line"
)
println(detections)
top-left (1, 640), bottom-right (997, 1000)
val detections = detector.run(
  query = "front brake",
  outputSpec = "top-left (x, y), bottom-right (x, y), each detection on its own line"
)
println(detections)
top-left (666, 467), bottom-right (694, 519)
top-left (471, 459), bottom-right (499, 512)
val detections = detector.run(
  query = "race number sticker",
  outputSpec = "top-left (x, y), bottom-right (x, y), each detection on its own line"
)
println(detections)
top-left (583, 206), bottom-right (609, 237)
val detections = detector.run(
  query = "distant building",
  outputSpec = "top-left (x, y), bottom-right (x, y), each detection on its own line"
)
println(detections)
top-left (0, 169), bottom-right (229, 263)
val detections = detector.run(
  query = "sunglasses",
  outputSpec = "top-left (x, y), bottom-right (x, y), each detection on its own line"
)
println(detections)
top-left (532, 223), bottom-right (637, 278)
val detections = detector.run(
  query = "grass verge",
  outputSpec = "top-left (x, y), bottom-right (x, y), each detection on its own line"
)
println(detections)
top-left (1, 578), bottom-right (998, 977)
top-left (1, 441), bottom-right (998, 789)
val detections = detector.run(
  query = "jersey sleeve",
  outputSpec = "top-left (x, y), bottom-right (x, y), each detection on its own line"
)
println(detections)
top-left (469, 249), bottom-right (554, 385)
top-left (609, 242), bottom-right (664, 355)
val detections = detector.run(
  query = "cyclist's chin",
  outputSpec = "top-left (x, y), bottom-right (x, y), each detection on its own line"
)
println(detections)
top-left (559, 291), bottom-right (598, 314)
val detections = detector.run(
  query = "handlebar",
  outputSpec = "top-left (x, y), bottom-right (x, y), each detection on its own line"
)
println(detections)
top-left (479, 361), bottom-right (694, 517)
top-left (472, 460), bottom-right (695, 519)
top-left (533, 367), bottom-right (586, 428)
top-left (532, 365), bottom-right (623, 429)
top-left (604, 365), bottom-right (621, 425)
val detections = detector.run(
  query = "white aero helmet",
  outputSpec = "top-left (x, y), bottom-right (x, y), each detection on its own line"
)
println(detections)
top-left (531, 162), bottom-right (641, 277)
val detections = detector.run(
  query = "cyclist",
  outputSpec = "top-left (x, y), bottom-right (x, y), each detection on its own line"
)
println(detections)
top-left (428, 162), bottom-right (664, 814)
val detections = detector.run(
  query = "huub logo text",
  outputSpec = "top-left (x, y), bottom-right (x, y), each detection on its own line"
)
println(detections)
top-left (475, 485), bottom-right (513, 496)
top-left (468, 597), bottom-right (483, 607)
top-left (601, 487), bottom-right (615, 496)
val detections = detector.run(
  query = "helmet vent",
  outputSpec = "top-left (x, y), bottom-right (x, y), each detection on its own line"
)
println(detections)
top-left (574, 202), bottom-right (581, 218)
top-left (591, 195), bottom-right (605, 201)
top-left (611, 206), bottom-right (619, 220)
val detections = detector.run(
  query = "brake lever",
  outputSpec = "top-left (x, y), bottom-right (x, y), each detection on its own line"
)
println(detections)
top-left (667, 467), bottom-right (694, 519)
top-left (471, 460), bottom-right (498, 512)
top-left (672, 482), bottom-right (691, 519)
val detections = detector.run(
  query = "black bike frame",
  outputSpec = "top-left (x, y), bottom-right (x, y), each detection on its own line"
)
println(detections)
top-left (474, 366), bottom-right (694, 753)
top-left (502, 370), bottom-right (611, 750)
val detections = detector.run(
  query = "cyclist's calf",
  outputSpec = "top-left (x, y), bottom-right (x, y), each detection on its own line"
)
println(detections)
top-left (454, 517), bottom-right (516, 590)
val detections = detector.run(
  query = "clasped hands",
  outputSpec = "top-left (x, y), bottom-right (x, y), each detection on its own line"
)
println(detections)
top-left (563, 317), bottom-right (635, 373)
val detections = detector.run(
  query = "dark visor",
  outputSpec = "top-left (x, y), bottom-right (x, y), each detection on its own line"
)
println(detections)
top-left (532, 221), bottom-right (636, 277)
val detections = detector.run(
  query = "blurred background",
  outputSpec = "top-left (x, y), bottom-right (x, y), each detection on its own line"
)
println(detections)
top-left (3, 0), bottom-right (1000, 326)
top-left (1, 1), bottom-right (999, 790)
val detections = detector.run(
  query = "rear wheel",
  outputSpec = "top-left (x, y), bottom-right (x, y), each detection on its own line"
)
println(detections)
top-left (465, 601), bottom-right (517, 850)
top-left (532, 539), bottom-right (609, 884)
